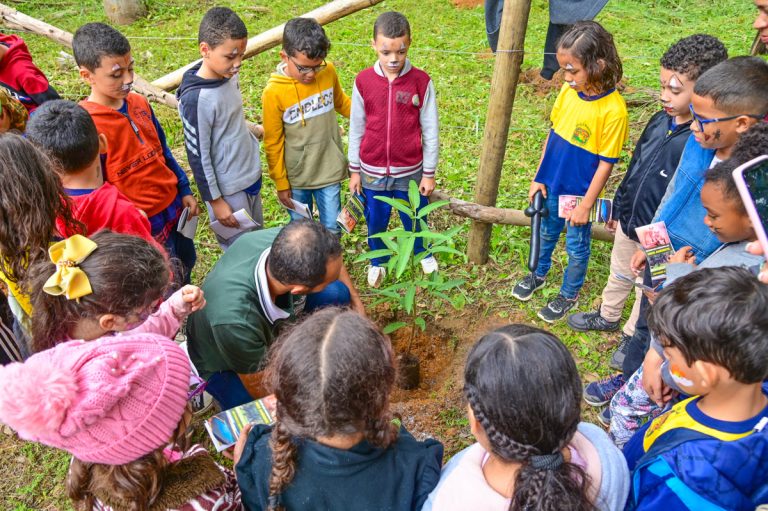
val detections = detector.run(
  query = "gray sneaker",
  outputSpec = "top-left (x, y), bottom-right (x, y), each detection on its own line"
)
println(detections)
top-left (512, 273), bottom-right (546, 301)
top-left (538, 294), bottom-right (578, 323)
top-left (567, 310), bottom-right (620, 332)
top-left (609, 333), bottom-right (632, 371)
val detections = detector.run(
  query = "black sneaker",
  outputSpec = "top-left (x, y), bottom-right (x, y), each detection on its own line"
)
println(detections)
top-left (512, 273), bottom-right (546, 301)
top-left (567, 310), bottom-right (620, 332)
top-left (609, 333), bottom-right (632, 371)
top-left (538, 294), bottom-right (577, 323)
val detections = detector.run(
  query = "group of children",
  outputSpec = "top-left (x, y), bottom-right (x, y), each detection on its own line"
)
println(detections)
top-left (0, 4), bottom-right (766, 511)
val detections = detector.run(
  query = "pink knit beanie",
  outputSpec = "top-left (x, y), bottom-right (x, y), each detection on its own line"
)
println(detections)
top-left (0, 334), bottom-right (190, 465)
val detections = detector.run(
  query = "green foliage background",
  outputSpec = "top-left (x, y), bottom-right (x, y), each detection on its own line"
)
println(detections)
top-left (0, 0), bottom-right (759, 508)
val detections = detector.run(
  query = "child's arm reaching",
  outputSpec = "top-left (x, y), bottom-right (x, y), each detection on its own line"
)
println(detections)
top-left (126, 285), bottom-right (205, 338)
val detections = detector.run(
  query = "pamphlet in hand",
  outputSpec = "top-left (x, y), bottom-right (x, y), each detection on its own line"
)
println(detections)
top-left (177, 207), bottom-right (199, 239)
top-left (204, 394), bottom-right (277, 452)
top-left (210, 208), bottom-right (261, 241)
top-left (557, 195), bottom-right (612, 223)
top-left (283, 199), bottom-right (312, 219)
top-left (337, 194), bottom-right (366, 234)
top-left (635, 221), bottom-right (674, 282)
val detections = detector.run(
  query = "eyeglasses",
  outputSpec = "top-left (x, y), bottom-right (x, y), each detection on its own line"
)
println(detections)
top-left (289, 56), bottom-right (327, 75)
top-left (689, 104), bottom-right (765, 132)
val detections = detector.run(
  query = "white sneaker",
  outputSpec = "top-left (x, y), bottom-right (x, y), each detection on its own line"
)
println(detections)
top-left (368, 266), bottom-right (386, 288)
top-left (420, 255), bottom-right (438, 275)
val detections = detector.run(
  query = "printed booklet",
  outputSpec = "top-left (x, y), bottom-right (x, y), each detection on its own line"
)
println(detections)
top-left (557, 195), bottom-right (612, 223)
top-left (635, 221), bottom-right (674, 282)
top-left (337, 194), bottom-right (366, 233)
top-left (204, 394), bottom-right (277, 451)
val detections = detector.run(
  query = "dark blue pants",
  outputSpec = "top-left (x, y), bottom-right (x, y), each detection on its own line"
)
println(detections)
top-left (363, 187), bottom-right (427, 267)
top-left (204, 280), bottom-right (352, 410)
top-left (622, 267), bottom-right (653, 379)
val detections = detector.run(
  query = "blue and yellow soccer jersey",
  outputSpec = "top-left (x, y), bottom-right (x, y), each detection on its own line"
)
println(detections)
top-left (534, 84), bottom-right (628, 196)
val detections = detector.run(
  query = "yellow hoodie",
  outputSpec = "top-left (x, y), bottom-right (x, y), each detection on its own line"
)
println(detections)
top-left (261, 61), bottom-right (351, 191)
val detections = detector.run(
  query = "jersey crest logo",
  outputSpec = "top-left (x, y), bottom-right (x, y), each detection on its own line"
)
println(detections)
top-left (571, 123), bottom-right (591, 146)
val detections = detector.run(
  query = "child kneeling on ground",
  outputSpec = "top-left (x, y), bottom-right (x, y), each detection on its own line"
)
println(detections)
top-left (234, 308), bottom-right (443, 510)
top-left (423, 324), bottom-right (629, 511)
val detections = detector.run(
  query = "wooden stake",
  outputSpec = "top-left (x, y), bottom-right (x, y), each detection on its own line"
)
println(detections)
top-left (103, 0), bottom-right (147, 25)
top-left (151, 0), bottom-right (384, 92)
top-left (431, 190), bottom-right (614, 242)
top-left (466, 0), bottom-right (531, 264)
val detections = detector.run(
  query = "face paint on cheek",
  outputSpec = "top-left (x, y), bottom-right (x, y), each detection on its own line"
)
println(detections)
top-left (111, 63), bottom-right (122, 71)
top-left (713, 129), bottom-right (721, 141)
top-left (120, 82), bottom-right (133, 92)
top-left (670, 365), bottom-right (694, 388)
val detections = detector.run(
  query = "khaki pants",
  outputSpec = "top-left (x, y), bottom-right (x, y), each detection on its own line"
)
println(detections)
top-left (600, 221), bottom-right (642, 335)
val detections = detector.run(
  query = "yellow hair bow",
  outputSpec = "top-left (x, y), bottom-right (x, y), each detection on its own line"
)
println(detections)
top-left (43, 235), bottom-right (98, 300)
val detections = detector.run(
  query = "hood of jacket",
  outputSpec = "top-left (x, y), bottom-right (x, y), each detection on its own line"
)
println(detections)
top-left (176, 62), bottom-right (229, 99)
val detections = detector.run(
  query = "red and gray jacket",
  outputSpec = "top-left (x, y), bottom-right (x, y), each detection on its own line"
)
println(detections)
top-left (348, 59), bottom-right (438, 179)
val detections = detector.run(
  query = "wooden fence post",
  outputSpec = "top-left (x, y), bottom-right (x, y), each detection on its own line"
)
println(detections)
top-left (466, 0), bottom-right (532, 264)
top-left (104, 0), bottom-right (147, 25)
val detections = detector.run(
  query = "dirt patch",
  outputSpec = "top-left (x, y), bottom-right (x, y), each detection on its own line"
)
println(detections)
top-left (452, 0), bottom-right (483, 9)
top-left (374, 309), bottom-right (520, 456)
top-left (518, 68), bottom-right (564, 96)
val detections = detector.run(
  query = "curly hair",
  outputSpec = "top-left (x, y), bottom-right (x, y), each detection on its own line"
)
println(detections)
top-left (0, 133), bottom-right (83, 288)
top-left (264, 308), bottom-right (397, 510)
top-left (557, 20), bottom-right (622, 94)
top-left (198, 7), bottom-right (248, 48)
top-left (647, 267), bottom-right (768, 384)
top-left (67, 405), bottom-right (193, 511)
top-left (660, 34), bottom-right (727, 81)
top-left (464, 324), bottom-right (594, 511)
top-left (28, 230), bottom-right (170, 352)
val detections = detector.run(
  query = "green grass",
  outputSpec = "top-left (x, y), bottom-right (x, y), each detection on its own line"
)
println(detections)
top-left (0, 0), bottom-right (760, 507)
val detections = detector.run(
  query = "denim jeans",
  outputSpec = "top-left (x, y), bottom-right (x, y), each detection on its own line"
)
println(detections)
top-left (362, 176), bottom-right (428, 267)
top-left (289, 184), bottom-right (342, 234)
top-left (203, 280), bottom-right (352, 410)
top-left (534, 192), bottom-right (592, 299)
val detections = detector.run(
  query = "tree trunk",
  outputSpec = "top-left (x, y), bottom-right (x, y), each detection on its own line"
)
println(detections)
top-left (103, 0), bottom-right (146, 25)
top-left (466, 0), bottom-right (532, 263)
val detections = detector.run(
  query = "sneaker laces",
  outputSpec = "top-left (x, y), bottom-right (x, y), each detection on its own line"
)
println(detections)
top-left (549, 294), bottom-right (571, 312)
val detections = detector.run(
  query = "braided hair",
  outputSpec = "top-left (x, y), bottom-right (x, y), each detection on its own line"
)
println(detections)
top-left (264, 308), bottom-right (397, 510)
top-left (464, 324), bottom-right (594, 511)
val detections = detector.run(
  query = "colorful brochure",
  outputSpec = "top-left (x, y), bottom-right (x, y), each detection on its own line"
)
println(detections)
top-left (337, 194), bottom-right (366, 233)
top-left (557, 195), bottom-right (612, 223)
top-left (203, 395), bottom-right (277, 452)
top-left (635, 221), bottom-right (675, 282)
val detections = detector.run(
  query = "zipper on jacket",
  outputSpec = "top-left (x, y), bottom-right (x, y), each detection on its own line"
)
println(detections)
top-left (386, 80), bottom-right (392, 176)
top-left (120, 110), bottom-right (144, 145)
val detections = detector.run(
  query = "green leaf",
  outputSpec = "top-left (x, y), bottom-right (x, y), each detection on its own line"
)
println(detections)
top-left (416, 200), bottom-right (449, 218)
top-left (374, 195), bottom-right (413, 217)
top-left (382, 321), bottom-right (408, 334)
top-left (395, 237), bottom-right (416, 278)
top-left (404, 285), bottom-right (416, 314)
top-left (429, 246), bottom-right (466, 258)
top-left (437, 279), bottom-right (465, 291)
top-left (416, 231), bottom-right (450, 242)
top-left (414, 316), bottom-right (426, 331)
top-left (354, 249), bottom-right (394, 263)
top-left (408, 179), bottom-right (422, 210)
